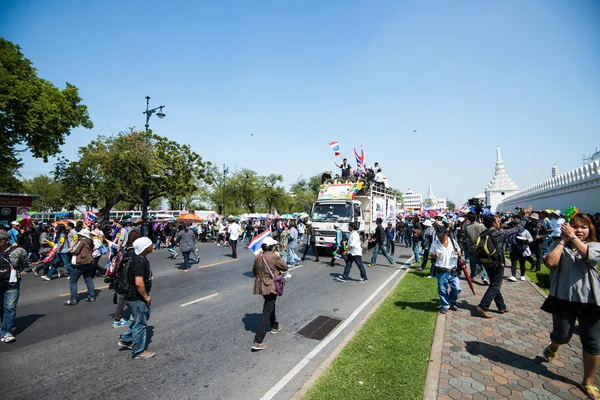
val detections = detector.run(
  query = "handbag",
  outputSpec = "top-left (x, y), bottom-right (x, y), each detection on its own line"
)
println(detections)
top-left (261, 254), bottom-right (285, 296)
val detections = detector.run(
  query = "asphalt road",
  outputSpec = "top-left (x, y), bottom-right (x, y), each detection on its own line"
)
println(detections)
top-left (2, 240), bottom-right (414, 400)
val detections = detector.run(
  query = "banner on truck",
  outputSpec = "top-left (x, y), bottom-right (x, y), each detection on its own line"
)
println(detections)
top-left (387, 200), bottom-right (396, 220)
top-left (372, 197), bottom-right (385, 221)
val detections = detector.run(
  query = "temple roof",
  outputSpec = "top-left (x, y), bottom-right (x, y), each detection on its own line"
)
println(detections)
top-left (485, 147), bottom-right (519, 192)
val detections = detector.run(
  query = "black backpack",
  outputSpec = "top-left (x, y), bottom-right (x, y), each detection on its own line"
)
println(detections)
top-left (475, 230), bottom-right (499, 265)
top-left (0, 247), bottom-right (17, 286)
top-left (114, 253), bottom-right (134, 295)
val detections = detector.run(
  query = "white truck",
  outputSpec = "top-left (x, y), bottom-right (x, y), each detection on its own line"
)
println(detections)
top-left (310, 182), bottom-right (397, 252)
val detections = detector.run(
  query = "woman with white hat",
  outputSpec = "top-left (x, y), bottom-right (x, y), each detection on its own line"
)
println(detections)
top-left (65, 229), bottom-right (95, 305)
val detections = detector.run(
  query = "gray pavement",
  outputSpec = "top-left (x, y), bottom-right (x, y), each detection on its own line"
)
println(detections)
top-left (1, 241), bottom-right (414, 400)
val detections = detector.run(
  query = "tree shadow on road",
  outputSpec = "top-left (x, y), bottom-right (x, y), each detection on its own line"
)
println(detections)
top-left (243, 313), bottom-right (262, 333)
top-left (13, 314), bottom-right (45, 336)
top-left (464, 341), bottom-right (580, 387)
top-left (394, 298), bottom-right (439, 313)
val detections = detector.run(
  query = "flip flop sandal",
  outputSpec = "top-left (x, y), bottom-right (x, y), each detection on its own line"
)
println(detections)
top-left (542, 344), bottom-right (557, 362)
top-left (580, 383), bottom-right (600, 400)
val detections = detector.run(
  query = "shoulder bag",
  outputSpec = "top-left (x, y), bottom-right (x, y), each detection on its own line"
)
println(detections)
top-left (261, 254), bottom-right (285, 296)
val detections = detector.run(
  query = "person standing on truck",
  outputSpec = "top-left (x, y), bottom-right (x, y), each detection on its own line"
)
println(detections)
top-left (368, 218), bottom-right (396, 268)
top-left (334, 158), bottom-right (353, 179)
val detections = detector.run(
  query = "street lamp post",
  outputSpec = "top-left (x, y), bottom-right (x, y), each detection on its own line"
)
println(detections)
top-left (141, 95), bottom-right (166, 237)
top-left (222, 164), bottom-right (229, 217)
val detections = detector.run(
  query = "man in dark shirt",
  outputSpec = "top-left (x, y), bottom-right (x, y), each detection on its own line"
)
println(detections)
top-left (476, 206), bottom-right (532, 319)
top-left (368, 218), bottom-right (396, 267)
top-left (118, 237), bottom-right (155, 359)
top-left (301, 221), bottom-right (320, 262)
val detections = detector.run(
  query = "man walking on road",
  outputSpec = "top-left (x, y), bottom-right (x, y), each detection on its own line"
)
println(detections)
top-left (228, 219), bottom-right (241, 258)
top-left (336, 222), bottom-right (367, 283)
top-left (0, 231), bottom-right (28, 343)
top-left (463, 212), bottom-right (489, 285)
top-left (118, 237), bottom-right (155, 359)
top-left (368, 218), bottom-right (396, 268)
top-left (301, 221), bottom-right (320, 262)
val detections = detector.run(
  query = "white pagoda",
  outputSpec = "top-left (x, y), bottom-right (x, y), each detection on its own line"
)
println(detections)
top-left (485, 147), bottom-right (519, 213)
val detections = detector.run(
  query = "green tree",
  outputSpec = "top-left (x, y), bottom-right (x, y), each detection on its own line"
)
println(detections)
top-left (289, 174), bottom-right (322, 212)
top-left (446, 200), bottom-right (456, 211)
top-left (56, 130), bottom-right (211, 222)
top-left (0, 38), bottom-right (93, 191)
top-left (21, 175), bottom-right (65, 212)
top-left (394, 189), bottom-right (404, 206)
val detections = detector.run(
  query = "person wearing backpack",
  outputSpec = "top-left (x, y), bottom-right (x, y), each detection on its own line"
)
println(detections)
top-left (463, 212), bottom-right (489, 285)
top-left (117, 237), bottom-right (155, 359)
top-left (0, 230), bottom-right (28, 343)
top-left (112, 229), bottom-right (140, 328)
top-left (475, 206), bottom-right (533, 319)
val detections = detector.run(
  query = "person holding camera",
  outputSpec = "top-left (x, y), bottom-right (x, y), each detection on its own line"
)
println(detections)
top-left (430, 226), bottom-right (462, 314)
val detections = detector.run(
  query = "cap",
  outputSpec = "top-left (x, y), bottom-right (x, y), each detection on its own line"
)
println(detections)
top-left (133, 237), bottom-right (153, 255)
top-left (422, 220), bottom-right (433, 227)
top-left (262, 237), bottom-right (278, 246)
top-left (11, 221), bottom-right (18, 226)
top-left (79, 229), bottom-right (91, 238)
top-left (530, 213), bottom-right (539, 220)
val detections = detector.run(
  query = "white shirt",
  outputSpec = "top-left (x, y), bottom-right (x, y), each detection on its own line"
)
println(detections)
top-left (429, 238), bottom-right (458, 270)
top-left (347, 230), bottom-right (363, 256)
top-left (550, 217), bottom-right (565, 238)
top-left (228, 223), bottom-right (241, 240)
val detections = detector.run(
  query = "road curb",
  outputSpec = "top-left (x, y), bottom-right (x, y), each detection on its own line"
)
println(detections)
top-left (422, 309), bottom-right (446, 400)
top-left (290, 255), bottom-right (415, 400)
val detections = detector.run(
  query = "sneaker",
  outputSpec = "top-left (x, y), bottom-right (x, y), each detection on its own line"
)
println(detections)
top-left (86, 297), bottom-right (95, 302)
top-left (499, 309), bottom-right (509, 314)
top-left (508, 276), bottom-right (518, 282)
top-left (134, 350), bottom-right (156, 359)
top-left (113, 319), bottom-right (129, 328)
top-left (194, 259), bottom-right (200, 263)
top-left (64, 300), bottom-right (78, 306)
top-left (1, 333), bottom-right (16, 343)
top-left (389, 263), bottom-right (396, 268)
top-left (520, 276), bottom-right (527, 281)
top-left (476, 306), bottom-right (493, 319)
top-left (367, 263), bottom-right (374, 268)
top-left (301, 258), bottom-right (305, 261)
top-left (271, 325), bottom-right (283, 334)
top-left (252, 342), bottom-right (266, 351)
top-left (40, 275), bottom-right (51, 281)
top-left (427, 276), bottom-right (432, 279)
top-left (174, 252), bottom-right (178, 258)
top-left (335, 276), bottom-right (347, 283)
top-left (117, 340), bottom-right (133, 349)
top-left (542, 343), bottom-right (557, 362)
top-left (183, 269), bottom-right (189, 273)
top-left (314, 259), bottom-right (320, 262)
top-left (449, 304), bottom-right (458, 311)
top-left (440, 309), bottom-right (448, 314)
top-left (482, 279), bottom-right (490, 285)
top-left (216, 244), bottom-right (221, 246)
top-left (32, 268), bottom-right (39, 277)
top-left (358, 278), bottom-right (368, 284)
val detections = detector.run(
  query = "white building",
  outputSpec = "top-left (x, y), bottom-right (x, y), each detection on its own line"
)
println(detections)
top-left (485, 147), bottom-right (519, 213)
top-left (403, 187), bottom-right (422, 211)
top-left (424, 181), bottom-right (447, 211)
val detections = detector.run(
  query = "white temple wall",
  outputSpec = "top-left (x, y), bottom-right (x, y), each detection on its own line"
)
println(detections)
top-left (497, 160), bottom-right (600, 214)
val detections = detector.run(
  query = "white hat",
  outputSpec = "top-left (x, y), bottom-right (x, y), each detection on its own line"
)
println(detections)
top-left (553, 209), bottom-right (561, 216)
top-left (11, 221), bottom-right (18, 226)
top-left (263, 237), bottom-right (278, 246)
top-left (306, 220), bottom-right (312, 225)
top-left (133, 237), bottom-right (153, 255)
top-left (423, 220), bottom-right (433, 227)
top-left (79, 229), bottom-right (91, 238)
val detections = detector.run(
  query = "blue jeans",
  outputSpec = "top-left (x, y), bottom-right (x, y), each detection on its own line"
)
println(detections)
top-left (370, 242), bottom-right (394, 265)
top-left (167, 244), bottom-right (176, 257)
top-left (437, 270), bottom-right (461, 311)
top-left (120, 300), bottom-right (151, 357)
top-left (0, 282), bottom-right (20, 336)
top-left (412, 240), bottom-right (421, 263)
top-left (466, 251), bottom-right (489, 280)
top-left (182, 251), bottom-right (191, 270)
top-left (47, 253), bottom-right (74, 279)
top-left (70, 263), bottom-right (95, 301)
top-left (155, 237), bottom-right (161, 249)
top-left (342, 254), bottom-right (367, 280)
top-left (287, 244), bottom-right (300, 265)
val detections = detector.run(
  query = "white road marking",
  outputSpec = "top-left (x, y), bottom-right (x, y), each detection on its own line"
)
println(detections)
top-left (288, 265), bottom-right (304, 271)
top-left (260, 262), bottom-right (408, 400)
top-left (180, 293), bottom-right (219, 307)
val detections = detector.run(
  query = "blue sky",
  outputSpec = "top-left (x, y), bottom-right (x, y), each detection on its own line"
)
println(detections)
top-left (2, 0), bottom-right (599, 205)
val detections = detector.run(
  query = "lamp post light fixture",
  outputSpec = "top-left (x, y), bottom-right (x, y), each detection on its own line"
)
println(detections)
top-left (143, 95), bottom-right (166, 132)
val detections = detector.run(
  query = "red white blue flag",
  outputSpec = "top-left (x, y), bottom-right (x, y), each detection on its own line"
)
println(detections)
top-left (329, 141), bottom-right (341, 157)
top-left (84, 211), bottom-right (98, 226)
top-left (248, 228), bottom-right (272, 255)
top-left (354, 144), bottom-right (365, 170)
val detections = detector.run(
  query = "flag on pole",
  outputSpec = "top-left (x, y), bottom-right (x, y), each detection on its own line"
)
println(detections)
top-left (273, 208), bottom-right (279, 219)
top-left (248, 228), bottom-right (272, 255)
top-left (354, 144), bottom-right (365, 170)
top-left (329, 141), bottom-right (341, 157)
top-left (84, 211), bottom-right (98, 226)
top-left (42, 246), bottom-right (59, 263)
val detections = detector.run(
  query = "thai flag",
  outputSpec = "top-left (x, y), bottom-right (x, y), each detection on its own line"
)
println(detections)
top-left (354, 145), bottom-right (365, 170)
top-left (248, 228), bottom-right (272, 255)
top-left (329, 141), bottom-right (341, 157)
top-left (273, 208), bottom-right (279, 219)
top-left (84, 211), bottom-right (97, 226)
top-left (419, 202), bottom-right (423, 214)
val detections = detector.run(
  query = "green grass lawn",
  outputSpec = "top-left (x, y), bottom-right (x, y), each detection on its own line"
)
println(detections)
top-left (304, 269), bottom-right (438, 400)
top-left (524, 263), bottom-right (551, 295)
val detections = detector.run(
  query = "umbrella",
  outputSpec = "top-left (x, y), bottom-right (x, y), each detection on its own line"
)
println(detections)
top-left (298, 212), bottom-right (309, 218)
top-left (460, 261), bottom-right (475, 295)
top-left (154, 213), bottom-right (175, 220)
top-left (177, 214), bottom-right (202, 222)
top-left (426, 210), bottom-right (439, 218)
